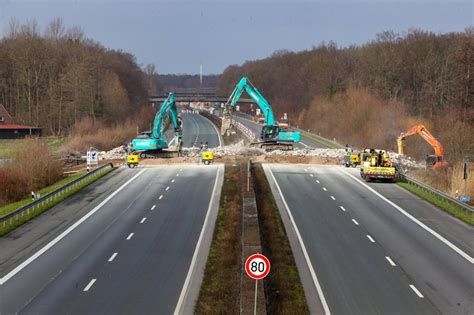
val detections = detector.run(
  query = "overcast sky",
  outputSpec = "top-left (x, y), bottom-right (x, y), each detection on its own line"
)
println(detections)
top-left (0, 0), bottom-right (472, 74)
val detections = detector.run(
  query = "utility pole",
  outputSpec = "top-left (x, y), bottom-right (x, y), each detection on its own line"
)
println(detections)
top-left (200, 64), bottom-right (203, 90)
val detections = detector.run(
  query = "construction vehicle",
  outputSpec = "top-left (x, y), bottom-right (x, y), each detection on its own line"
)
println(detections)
top-left (201, 151), bottom-right (214, 165)
top-left (130, 92), bottom-right (183, 158)
top-left (360, 149), bottom-right (396, 182)
top-left (343, 153), bottom-right (360, 168)
top-left (126, 155), bottom-right (139, 168)
top-left (222, 77), bottom-right (300, 150)
top-left (397, 125), bottom-right (447, 170)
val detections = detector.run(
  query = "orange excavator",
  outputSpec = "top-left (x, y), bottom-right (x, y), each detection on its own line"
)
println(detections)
top-left (397, 125), bottom-right (448, 170)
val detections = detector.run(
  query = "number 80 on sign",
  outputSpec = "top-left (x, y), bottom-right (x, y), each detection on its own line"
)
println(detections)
top-left (245, 253), bottom-right (270, 280)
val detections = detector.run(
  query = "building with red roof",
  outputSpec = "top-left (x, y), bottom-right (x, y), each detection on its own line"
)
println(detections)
top-left (0, 104), bottom-right (42, 139)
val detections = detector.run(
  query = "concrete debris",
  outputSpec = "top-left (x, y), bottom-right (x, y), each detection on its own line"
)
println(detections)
top-left (96, 142), bottom-right (425, 169)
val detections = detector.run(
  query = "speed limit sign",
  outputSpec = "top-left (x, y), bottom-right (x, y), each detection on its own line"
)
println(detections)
top-left (245, 253), bottom-right (270, 280)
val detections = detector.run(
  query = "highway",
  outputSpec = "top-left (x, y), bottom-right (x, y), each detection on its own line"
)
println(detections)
top-left (181, 112), bottom-right (222, 148)
top-left (264, 163), bottom-right (474, 315)
top-left (0, 165), bottom-right (223, 314)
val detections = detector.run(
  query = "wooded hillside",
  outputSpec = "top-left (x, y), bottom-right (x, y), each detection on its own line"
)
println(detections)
top-left (218, 29), bottom-right (473, 160)
top-left (0, 19), bottom-right (158, 136)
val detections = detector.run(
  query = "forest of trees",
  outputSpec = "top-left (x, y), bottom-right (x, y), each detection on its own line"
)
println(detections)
top-left (218, 29), bottom-right (473, 161)
top-left (0, 19), bottom-right (159, 136)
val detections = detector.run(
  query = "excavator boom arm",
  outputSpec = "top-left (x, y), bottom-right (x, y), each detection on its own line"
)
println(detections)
top-left (398, 125), bottom-right (444, 157)
top-left (225, 77), bottom-right (275, 126)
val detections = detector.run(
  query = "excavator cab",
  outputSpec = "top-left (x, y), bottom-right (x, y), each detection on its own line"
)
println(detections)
top-left (260, 125), bottom-right (280, 142)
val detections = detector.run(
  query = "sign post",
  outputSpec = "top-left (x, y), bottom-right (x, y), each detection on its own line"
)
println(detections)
top-left (245, 253), bottom-right (270, 315)
top-left (87, 148), bottom-right (98, 168)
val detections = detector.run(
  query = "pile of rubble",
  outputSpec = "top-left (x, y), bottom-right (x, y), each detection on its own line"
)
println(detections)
top-left (95, 142), bottom-right (425, 169)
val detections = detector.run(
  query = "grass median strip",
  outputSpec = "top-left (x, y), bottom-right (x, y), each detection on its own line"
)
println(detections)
top-left (397, 182), bottom-right (474, 226)
top-left (301, 133), bottom-right (340, 149)
top-left (252, 163), bottom-right (309, 314)
top-left (0, 166), bottom-right (115, 236)
top-left (196, 163), bottom-right (242, 314)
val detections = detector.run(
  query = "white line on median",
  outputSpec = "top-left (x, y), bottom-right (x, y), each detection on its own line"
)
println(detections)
top-left (159, 195), bottom-right (163, 200)
top-left (340, 206), bottom-right (346, 211)
top-left (166, 186), bottom-right (170, 191)
top-left (83, 279), bottom-right (96, 291)
top-left (322, 187), bottom-right (327, 191)
top-left (385, 256), bottom-right (396, 266)
top-left (126, 233), bottom-right (134, 240)
top-left (266, 166), bottom-right (331, 315)
top-left (0, 169), bottom-right (146, 285)
top-left (352, 219), bottom-right (359, 225)
top-left (409, 284), bottom-right (424, 298)
top-left (341, 169), bottom-right (474, 264)
top-left (330, 196), bottom-right (336, 200)
top-left (174, 166), bottom-right (222, 315)
top-left (140, 217), bottom-right (147, 224)
top-left (108, 253), bottom-right (118, 262)
top-left (367, 235), bottom-right (375, 243)
top-left (316, 179), bottom-right (320, 183)
top-left (151, 205), bottom-right (156, 210)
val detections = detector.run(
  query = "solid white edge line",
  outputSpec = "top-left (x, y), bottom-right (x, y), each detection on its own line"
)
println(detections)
top-left (174, 165), bottom-right (221, 315)
top-left (83, 278), bottom-right (97, 291)
top-left (126, 233), bottom-right (134, 240)
top-left (340, 206), bottom-right (346, 211)
top-left (151, 205), bottom-right (156, 210)
top-left (108, 252), bottom-right (118, 262)
top-left (409, 284), bottom-right (424, 298)
top-left (367, 235), bottom-right (375, 243)
top-left (266, 166), bottom-right (331, 315)
top-left (0, 169), bottom-right (146, 285)
top-left (352, 219), bottom-right (359, 225)
top-left (140, 217), bottom-right (147, 224)
top-left (385, 256), bottom-right (396, 266)
top-left (341, 169), bottom-right (474, 264)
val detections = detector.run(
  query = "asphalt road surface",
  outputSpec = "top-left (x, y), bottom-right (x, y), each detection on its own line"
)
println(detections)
top-left (0, 165), bottom-right (223, 315)
top-left (265, 163), bottom-right (473, 315)
top-left (181, 112), bottom-right (222, 148)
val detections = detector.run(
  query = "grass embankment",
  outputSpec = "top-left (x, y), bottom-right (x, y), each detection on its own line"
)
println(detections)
top-left (0, 137), bottom-right (66, 157)
top-left (301, 133), bottom-right (340, 149)
top-left (398, 182), bottom-right (474, 226)
top-left (0, 171), bottom-right (86, 217)
top-left (0, 167), bottom-right (115, 236)
top-left (196, 164), bottom-right (242, 314)
top-left (252, 163), bottom-right (309, 314)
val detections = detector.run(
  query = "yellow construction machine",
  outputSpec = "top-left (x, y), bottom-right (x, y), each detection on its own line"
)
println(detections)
top-left (359, 149), bottom-right (396, 182)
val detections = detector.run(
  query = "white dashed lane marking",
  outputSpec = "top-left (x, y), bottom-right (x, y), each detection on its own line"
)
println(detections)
top-left (83, 279), bottom-right (96, 292)
top-left (108, 253), bottom-right (118, 262)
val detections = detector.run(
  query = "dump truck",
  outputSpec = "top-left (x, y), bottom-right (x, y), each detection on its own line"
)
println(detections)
top-left (359, 149), bottom-right (396, 182)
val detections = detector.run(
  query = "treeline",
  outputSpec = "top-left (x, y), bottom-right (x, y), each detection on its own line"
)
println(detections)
top-left (218, 29), bottom-right (473, 160)
top-left (0, 19), bottom-right (158, 135)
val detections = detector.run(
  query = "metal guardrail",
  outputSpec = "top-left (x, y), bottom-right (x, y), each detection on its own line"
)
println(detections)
top-left (398, 173), bottom-right (474, 213)
top-left (0, 163), bottom-right (114, 228)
